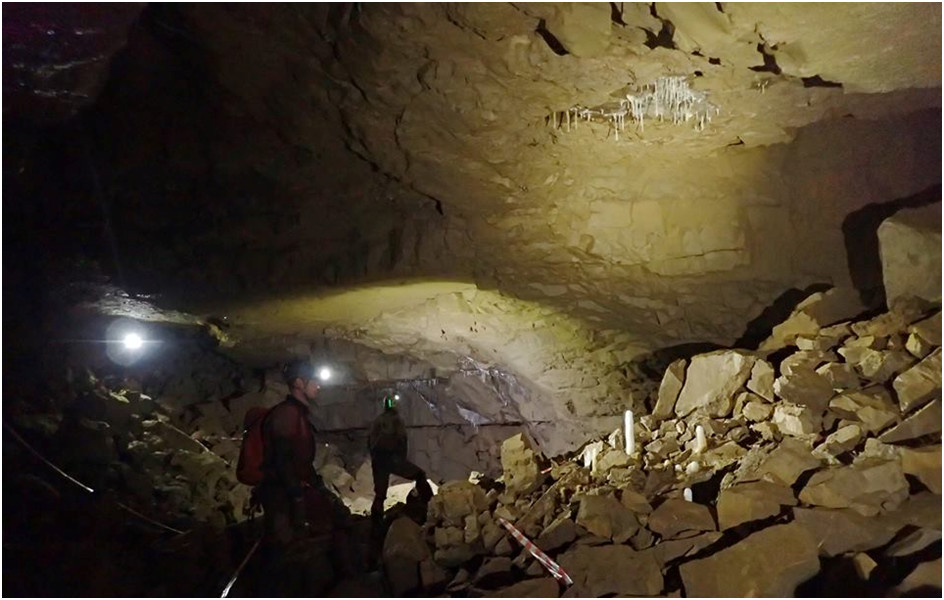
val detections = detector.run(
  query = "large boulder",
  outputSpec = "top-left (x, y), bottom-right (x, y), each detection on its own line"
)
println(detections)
top-left (558, 544), bottom-right (663, 597)
top-left (679, 524), bottom-right (820, 597)
top-left (383, 517), bottom-right (430, 596)
top-left (717, 481), bottom-right (797, 530)
top-left (674, 351), bottom-right (756, 418)
top-left (575, 494), bottom-right (640, 543)
top-left (878, 203), bottom-right (942, 307)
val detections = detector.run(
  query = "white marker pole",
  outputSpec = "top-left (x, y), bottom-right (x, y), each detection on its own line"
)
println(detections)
top-left (624, 409), bottom-right (635, 456)
top-left (694, 425), bottom-right (707, 454)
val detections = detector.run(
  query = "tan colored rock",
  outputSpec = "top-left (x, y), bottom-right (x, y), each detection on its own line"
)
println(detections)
top-left (894, 558), bottom-right (943, 596)
top-left (474, 556), bottom-right (513, 588)
top-left (384, 517), bottom-right (430, 595)
top-left (558, 544), bottom-right (663, 597)
top-left (746, 359), bottom-right (775, 401)
top-left (816, 362), bottom-right (861, 390)
top-left (543, 3), bottom-right (611, 58)
top-left (900, 445), bottom-right (942, 494)
top-left (646, 531), bottom-right (722, 567)
top-left (828, 387), bottom-right (899, 434)
top-left (774, 369), bottom-right (835, 412)
top-left (812, 424), bottom-right (863, 461)
top-left (575, 494), bottom-right (640, 544)
top-left (674, 351), bottom-right (755, 418)
top-left (742, 399), bottom-right (773, 422)
top-left (855, 348), bottom-right (916, 383)
top-left (799, 459), bottom-right (909, 516)
top-left (679, 524), bottom-right (820, 597)
top-left (781, 350), bottom-right (837, 376)
top-left (792, 507), bottom-right (900, 556)
top-left (648, 498), bottom-right (715, 540)
top-left (772, 403), bottom-right (822, 437)
top-left (906, 332), bottom-right (935, 358)
top-left (429, 480), bottom-right (489, 527)
top-left (754, 437), bottom-right (821, 486)
top-left (751, 421), bottom-right (781, 441)
top-left (759, 310), bottom-right (820, 352)
top-left (653, 359), bottom-right (686, 421)
top-left (851, 553), bottom-right (877, 580)
top-left (893, 347), bottom-right (942, 413)
top-left (717, 481), bottom-right (797, 530)
top-left (500, 433), bottom-right (543, 496)
top-left (620, 489), bottom-right (652, 514)
top-left (878, 203), bottom-right (942, 307)
top-left (909, 311), bottom-right (942, 346)
top-left (536, 514), bottom-right (577, 553)
top-left (880, 398), bottom-right (942, 443)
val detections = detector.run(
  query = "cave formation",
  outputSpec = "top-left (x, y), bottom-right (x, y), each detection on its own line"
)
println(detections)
top-left (3, 3), bottom-right (942, 597)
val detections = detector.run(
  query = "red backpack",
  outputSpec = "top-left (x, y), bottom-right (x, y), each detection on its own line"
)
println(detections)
top-left (236, 407), bottom-right (271, 486)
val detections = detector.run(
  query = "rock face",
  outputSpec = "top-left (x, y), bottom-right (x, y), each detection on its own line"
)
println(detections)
top-left (878, 204), bottom-right (943, 307)
top-left (674, 352), bottom-right (756, 418)
top-left (679, 524), bottom-right (821, 597)
top-left (501, 433), bottom-right (544, 496)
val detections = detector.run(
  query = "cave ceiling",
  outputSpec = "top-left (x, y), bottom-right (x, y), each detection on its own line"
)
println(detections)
top-left (6, 3), bottom-right (942, 426)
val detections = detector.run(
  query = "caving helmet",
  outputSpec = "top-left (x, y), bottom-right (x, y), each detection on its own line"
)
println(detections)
top-left (382, 393), bottom-right (401, 410)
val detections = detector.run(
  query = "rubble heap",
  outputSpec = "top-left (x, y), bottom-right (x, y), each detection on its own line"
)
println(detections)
top-left (384, 295), bottom-right (942, 597)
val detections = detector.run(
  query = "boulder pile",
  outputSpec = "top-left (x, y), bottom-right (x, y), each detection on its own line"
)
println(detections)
top-left (382, 297), bottom-right (942, 597)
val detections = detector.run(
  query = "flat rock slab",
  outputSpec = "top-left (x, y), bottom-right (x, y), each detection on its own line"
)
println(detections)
top-left (880, 398), bottom-right (942, 443)
top-left (792, 507), bottom-right (901, 556)
top-left (799, 459), bottom-right (909, 516)
top-left (829, 386), bottom-right (899, 434)
top-left (648, 498), bottom-right (716, 540)
top-left (717, 481), bottom-right (797, 530)
top-left (679, 523), bottom-right (820, 597)
top-left (653, 359), bottom-right (686, 421)
top-left (675, 351), bottom-right (755, 418)
top-left (558, 544), bottom-right (663, 597)
top-left (645, 531), bottom-right (723, 567)
top-left (893, 347), bottom-right (942, 413)
top-left (536, 514), bottom-right (577, 553)
top-left (754, 437), bottom-right (821, 485)
top-left (885, 528), bottom-right (942, 557)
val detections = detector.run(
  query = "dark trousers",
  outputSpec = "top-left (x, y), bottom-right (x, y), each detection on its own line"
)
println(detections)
top-left (370, 454), bottom-right (433, 524)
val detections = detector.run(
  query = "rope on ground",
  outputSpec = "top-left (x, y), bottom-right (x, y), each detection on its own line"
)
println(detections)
top-left (220, 538), bottom-right (262, 598)
top-left (4, 421), bottom-right (188, 535)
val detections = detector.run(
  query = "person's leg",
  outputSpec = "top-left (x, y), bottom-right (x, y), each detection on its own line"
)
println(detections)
top-left (389, 457), bottom-right (433, 501)
top-left (370, 459), bottom-right (390, 529)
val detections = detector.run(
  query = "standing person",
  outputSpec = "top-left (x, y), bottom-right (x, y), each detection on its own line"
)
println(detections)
top-left (368, 393), bottom-right (433, 530)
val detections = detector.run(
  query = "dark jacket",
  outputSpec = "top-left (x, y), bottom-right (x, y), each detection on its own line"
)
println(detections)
top-left (368, 409), bottom-right (408, 458)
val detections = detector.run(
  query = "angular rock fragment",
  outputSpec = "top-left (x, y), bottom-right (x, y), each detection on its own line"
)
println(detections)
top-left (854, 348), bottom-right (915, 383)
top-left (752, 437), bottom-right (821, 486)
top-left (747, 359), bottom-right (775, 401)
top-left (717, 481), bottom-right (796, 530)
top-left (474, 557), bottom-right (513, 589)
top-left (619, 489), bottom-right (652, 514)
top-left (647, 498), bottom-right (715, 540)
top-left (812, 424), bottom-right (863, 461)
top-left (792, 507), bottom-right (900, 556)
top-left (575, 494), bottom-right (639, 543)
top-left (501, 433), bottom-right (544, 496)
top-left (893, 347), bottom-right (942, 413)
top-left (880, 398), bottom-right (942, 443)
top-left (742, 399), bottom-right (773, 422)
top-left (679, 524), bottom-right (820, 597)
top-left (799, 459), bottom-right (909, 516)
top-left (420, 558), bottom-right (449, 593)
top-left (851, 553), bottom-right (877, 580)
top-left (906, 332), bottom-right (934, 358)
top-left (558, 544), bottom-right (663, 597)
top-left (772, 403), bottom-right (822, 438)
top-left (878, 204), bottom-right (942, 307)
top-left (899, 445), bottom-right (942, 494)
top-left (674, 351), bottom-right (755, 418)
top-left (429, 480), bottom-right (490, 526)
top-left (653, 359), bottom-right (686, 421)
top-left (816, 362), bottom-right (861, 390)
top-left (828, 387), bottom-right (899, 434)
top-left (908, 311), bottom-right (942, 346)
top-left (536, 514), bottom-right (577, 553)
top-left (773, 369), bottom-right (835, 412)
top-left (781, 350), bottom-right (837, 377)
